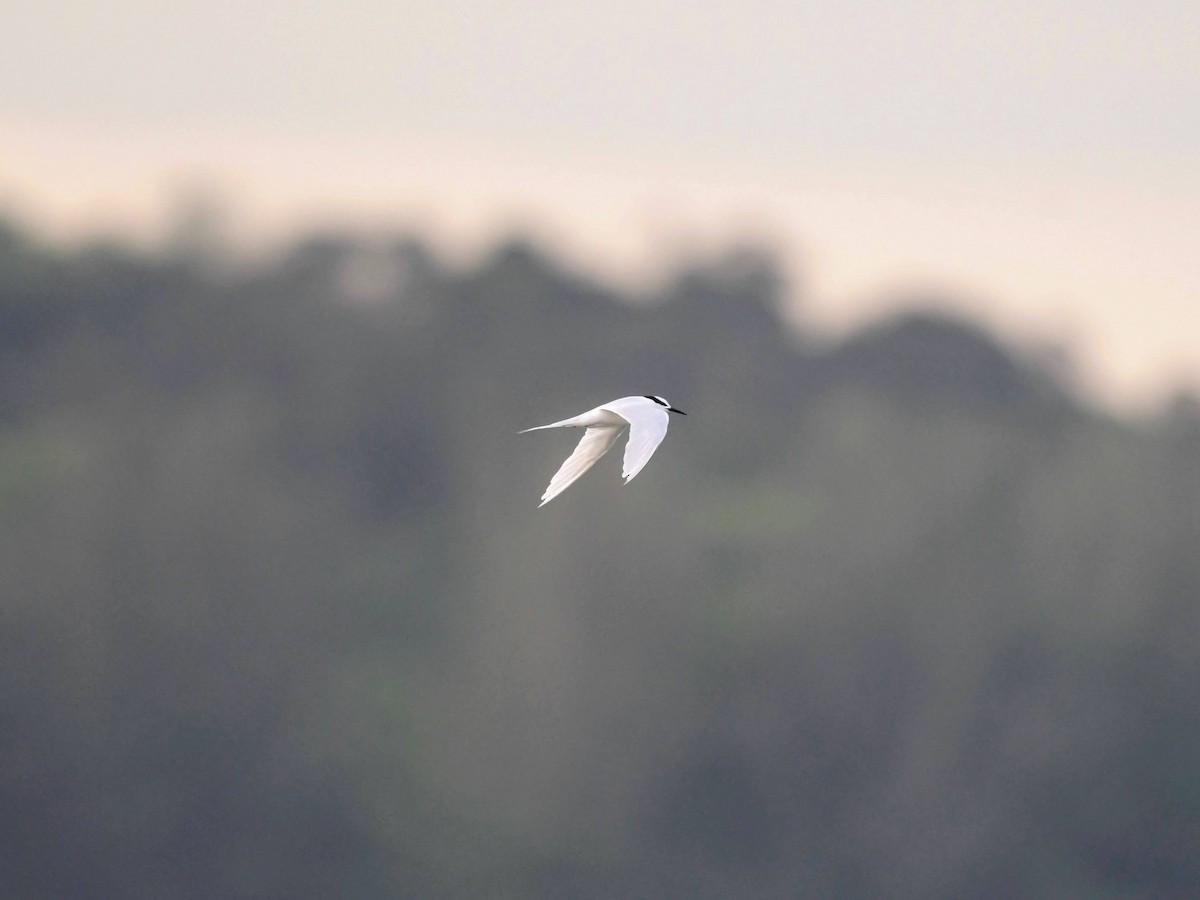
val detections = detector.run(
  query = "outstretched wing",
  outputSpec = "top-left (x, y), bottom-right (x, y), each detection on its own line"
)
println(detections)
top-left (538, 425), bottom-right (624, 507)
top-left (611, 403), bottom-right (671, 483)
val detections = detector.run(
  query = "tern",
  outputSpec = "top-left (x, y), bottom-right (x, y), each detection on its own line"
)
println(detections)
top-left (520, 395), bottom-right (687, 507)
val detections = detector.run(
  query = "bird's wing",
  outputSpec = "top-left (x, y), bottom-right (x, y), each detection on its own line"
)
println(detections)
top-left (611, 403), bottom-right (670, 483)
top-left (538, 425), bottom-right (624, 507)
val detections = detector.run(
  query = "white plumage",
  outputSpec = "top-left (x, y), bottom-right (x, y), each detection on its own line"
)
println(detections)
top-left (520, 395), bottom-right (686, 507)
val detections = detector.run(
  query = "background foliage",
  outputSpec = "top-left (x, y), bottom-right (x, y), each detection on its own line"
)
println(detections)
top-left (2, 216), bottom-right (1198, 898)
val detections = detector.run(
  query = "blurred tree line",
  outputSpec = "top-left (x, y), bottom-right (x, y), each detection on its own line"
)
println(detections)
top-left (1, 212), bottom-right (1198, 898)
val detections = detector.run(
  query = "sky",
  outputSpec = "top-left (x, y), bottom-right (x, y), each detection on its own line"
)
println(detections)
top-left (2, 0), bottom-right (1197, 410)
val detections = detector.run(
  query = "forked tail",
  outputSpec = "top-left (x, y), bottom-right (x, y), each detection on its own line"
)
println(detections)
top-left (517, 417), bottom-right (579, 434)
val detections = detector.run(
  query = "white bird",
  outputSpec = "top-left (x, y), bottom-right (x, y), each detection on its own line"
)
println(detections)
top-left (520, 395), bottom-right (687, 507)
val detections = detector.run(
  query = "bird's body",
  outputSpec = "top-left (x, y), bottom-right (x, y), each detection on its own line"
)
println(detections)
top-left (520, 395), bottom-right (686, 507)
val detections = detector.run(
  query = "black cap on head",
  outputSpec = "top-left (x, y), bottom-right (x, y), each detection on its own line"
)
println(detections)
top-left (645, 395), bottom-right (685, 415)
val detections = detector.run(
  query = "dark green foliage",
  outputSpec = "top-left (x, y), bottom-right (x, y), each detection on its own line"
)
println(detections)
top-left (1, 214), bottom-right (1197, 898)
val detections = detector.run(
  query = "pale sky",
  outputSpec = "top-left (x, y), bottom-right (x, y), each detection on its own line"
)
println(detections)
top-left (3, 1), bottom-right (1197, 410)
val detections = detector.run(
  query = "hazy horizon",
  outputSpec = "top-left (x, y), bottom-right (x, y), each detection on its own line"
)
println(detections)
top-left (3, 0), bottom-right (1197, 410)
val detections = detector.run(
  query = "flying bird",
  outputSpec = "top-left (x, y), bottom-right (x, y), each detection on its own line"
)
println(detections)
top-left (520, 395), bottom-right (687, 507)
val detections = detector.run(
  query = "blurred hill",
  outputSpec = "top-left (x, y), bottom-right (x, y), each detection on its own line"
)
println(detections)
top-left (2, 214), bottom-right (1198, 899)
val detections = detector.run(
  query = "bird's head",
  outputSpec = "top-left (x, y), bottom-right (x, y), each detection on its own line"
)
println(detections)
top-left (645, 395), bottom-right (686, 415)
